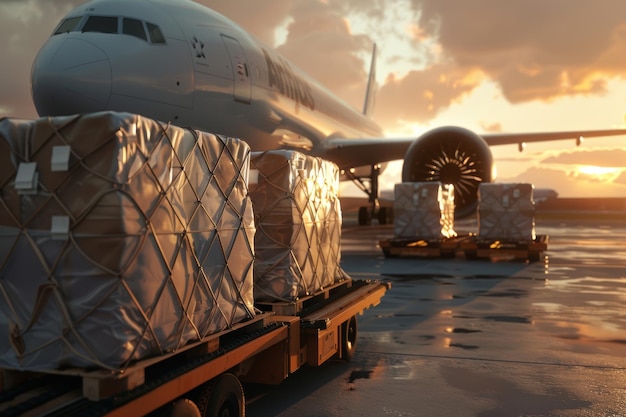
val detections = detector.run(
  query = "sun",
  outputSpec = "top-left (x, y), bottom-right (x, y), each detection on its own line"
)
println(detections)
top-left (575, 165), bottom-right (622, 182)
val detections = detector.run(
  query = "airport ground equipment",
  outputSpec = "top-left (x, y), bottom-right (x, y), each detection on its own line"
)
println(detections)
top-left (378, 234), bottom-right (548, 261)
top-left (463, 183), bottom-right (548, 261)
top-left (460, 234), bottom-right (549, 262)
top-left (380, 181), bottom-right (460, 258)
top-left (379, 235), bottom-right (471, 259)
top-left (0, 112), bottom-right (390, 416)
top-left (0, 278), bottom-right (388, 417)
top-left (379, 182), bottom-right (548, 260)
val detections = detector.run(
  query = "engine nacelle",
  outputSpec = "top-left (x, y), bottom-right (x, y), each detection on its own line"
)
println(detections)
top-left (402, 126), bottom-right (495, 219)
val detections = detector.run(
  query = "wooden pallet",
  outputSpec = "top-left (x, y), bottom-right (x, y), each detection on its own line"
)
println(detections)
top-left (255, 278), bottom-right (358, 316)
top-left (460, 235), bottom-right (549, 262)
top-left (1, 313), bottom-right (278, 402)
top-left (378, 235), bottom-right (473, 259)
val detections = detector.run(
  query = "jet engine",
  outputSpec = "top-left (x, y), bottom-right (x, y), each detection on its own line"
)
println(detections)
top-left (402, 126), bottom-right (495, 219)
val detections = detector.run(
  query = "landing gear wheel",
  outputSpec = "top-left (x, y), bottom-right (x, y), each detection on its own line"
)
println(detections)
top-left (358, 207), bottom-right (371, 225)
top-left (341, 315), bottom-right (358, 361)
top-left (378, 206), bottom-right (393, 225)
top-left (196, 373), bottom-right (244, 417)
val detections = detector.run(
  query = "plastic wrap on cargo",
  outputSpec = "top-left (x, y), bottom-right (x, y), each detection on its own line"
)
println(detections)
top-left (0, 112), bottom-right (255, 371)
top-left (393, 182), bottom-right (456, 239)
top-left (249, 150), bottom-right (342, 302)
top-left (478, 183), bottom-right (536, 241)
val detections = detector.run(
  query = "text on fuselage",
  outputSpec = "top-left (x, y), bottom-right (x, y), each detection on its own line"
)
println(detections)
top-left (263, 49), bottom-right (315, 110)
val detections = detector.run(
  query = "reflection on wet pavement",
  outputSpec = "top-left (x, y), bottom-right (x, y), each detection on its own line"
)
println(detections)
top-left (248, 216), bottom-right (626, 417)
top-left (439, 365), bottom-right (593, 417)
top-left (340, 217), bottom-right (626, 416)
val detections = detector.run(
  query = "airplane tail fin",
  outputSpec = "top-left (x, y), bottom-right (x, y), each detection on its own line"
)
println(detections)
top-left (362, 43), bottom-right (377, 117)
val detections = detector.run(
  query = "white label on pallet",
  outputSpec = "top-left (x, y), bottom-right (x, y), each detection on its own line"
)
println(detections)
top-left (15, 162), bottom-right (38, 194)
top-left (51, 216), bottom-right (70, 240)
top-left (51, 145), bottom-right (71, 172)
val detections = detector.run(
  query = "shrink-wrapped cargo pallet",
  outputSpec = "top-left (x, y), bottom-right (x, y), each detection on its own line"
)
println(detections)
top-left (393, 182), bottom-right (456, 239)
top-left (249, 150), bottom-right (342, 302)
top-left (478, 183), bottom-right (536, 241)
top-left (0, 112), bottom-right (255, 371)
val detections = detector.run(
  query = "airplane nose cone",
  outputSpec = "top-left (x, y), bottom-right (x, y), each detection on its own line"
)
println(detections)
top-left (31, 37), bottom-right (112, 116)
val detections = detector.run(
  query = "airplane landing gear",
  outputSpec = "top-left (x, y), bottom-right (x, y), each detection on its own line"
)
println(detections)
top-left (347, 164), bottom-right (393, 226)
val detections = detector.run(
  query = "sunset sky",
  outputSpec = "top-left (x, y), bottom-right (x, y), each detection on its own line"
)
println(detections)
top-left (2, 0), bottom-right (626, 197)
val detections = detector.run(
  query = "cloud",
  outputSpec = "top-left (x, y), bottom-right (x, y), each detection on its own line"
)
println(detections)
top-left (0, 0), bottom-right (82, 119)
top-left (411, 0), bottom-right (626, 104)
top-left (615, 171), bottom-right (626, 185)
top-left (479, 121), bottom-right (502, 133)
top-left (502, 166), bottom-right (626, 197)
top-left (540, 148), bottom-right (626, 167)
top-left (198, 0), bottom-right (292, 45)
top-left (373, 64), bottom-right (482, 128)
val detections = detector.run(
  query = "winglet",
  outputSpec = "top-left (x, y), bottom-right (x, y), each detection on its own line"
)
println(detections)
top-left (362, 43), bottom-right (377, 116)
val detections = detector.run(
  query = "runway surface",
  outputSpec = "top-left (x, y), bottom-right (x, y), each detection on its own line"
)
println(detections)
top-left (247, 213), bottom-right (626, 417)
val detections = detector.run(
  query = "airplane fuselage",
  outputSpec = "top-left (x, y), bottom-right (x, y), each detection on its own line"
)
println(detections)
top-left (32, 0), bottom-right (383, 168)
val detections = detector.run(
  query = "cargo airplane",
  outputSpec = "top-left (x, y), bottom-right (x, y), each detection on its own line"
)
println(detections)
top-left (31, 0), bottom-right (626, 223)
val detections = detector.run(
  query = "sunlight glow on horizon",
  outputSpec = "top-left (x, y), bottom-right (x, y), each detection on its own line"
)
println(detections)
top-left (575, 165), bottom-right (624, 182)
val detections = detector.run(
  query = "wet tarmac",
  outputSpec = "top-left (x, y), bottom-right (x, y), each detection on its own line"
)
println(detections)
top-left (247, 213), bottom-right (626, 417)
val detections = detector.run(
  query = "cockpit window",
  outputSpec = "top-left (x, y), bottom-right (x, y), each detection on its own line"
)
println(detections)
top-left (147, 23), bottom-right (166, 44)
top-left (123, 18), bottom-right (147, 41)
top-left (82, 16), bottom-right (118, 34)
top-left (50, 14), bottom-right (165, 44)
top-left (54, 16), bottom-right (82, 34)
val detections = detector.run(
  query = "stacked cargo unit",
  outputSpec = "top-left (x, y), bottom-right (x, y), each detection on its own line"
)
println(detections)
top-left (393, 182), bottom-right (456, 239)
top-left (0, 112), bottom-right (256, 371)
top-left (249, 150), bottom-right (342, 302)
top-left (478, 183), bottom-right (536, 241)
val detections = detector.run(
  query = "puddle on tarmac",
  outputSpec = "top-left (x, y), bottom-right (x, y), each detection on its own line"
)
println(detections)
top-left (479, 289), bottom-right (529, 298)
top-left (484, 315), bottom-right (532, 324)
top-left (393, 313), bottom-right (425, 318)
top-left (347, 370), bottom-right (373, 383)
top-left (449, 327), bottom-right (482, 334)
top-left (449, 343), bottom-right (480, 350)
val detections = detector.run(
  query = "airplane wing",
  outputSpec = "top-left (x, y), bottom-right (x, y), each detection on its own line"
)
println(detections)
top-left (318, 128), bottom-right (626, 169)
top-left (317, 137), bottom-right (414, 169)
top-left (481, 128), bottom-right (626, 146)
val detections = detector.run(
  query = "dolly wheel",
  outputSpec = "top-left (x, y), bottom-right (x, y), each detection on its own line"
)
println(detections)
top-left (342, 315), bottom-right (358, 361)
top-left (197, 373), bottom-right (244, 417)
top-left (158, 398), bottom-right (202, 417)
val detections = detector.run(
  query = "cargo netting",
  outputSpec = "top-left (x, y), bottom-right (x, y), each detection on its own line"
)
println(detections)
top-left (478, 183), bottom-right (536, 241)
top-left (393, 182), bottom-right (456, 239)
top-left (249, 150), bottom-right (343, 302)
top-left (0, 112), bottom-right (255, 371)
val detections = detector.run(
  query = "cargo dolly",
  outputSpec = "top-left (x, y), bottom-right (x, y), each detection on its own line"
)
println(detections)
top-left (378, 235), bottom-right (473, 259)
top-left (378, 234), bottom-right (548, 262)
top-left (0, 279), bottom-right (389, 417)
top-left (460, 235), bottom-right (549, 262)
